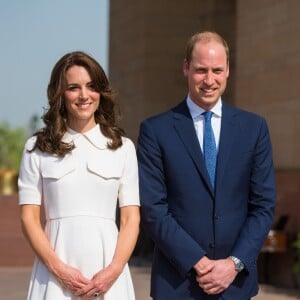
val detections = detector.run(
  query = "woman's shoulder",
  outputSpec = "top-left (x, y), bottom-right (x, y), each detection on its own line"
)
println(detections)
top-left (121, 136), bottom-right (136, 151)
top-left (24, 135), bottom-right (37, 151)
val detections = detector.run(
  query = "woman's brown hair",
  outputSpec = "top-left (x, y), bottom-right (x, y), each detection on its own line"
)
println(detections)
top-left (31, 51), bottom-right (124, 156)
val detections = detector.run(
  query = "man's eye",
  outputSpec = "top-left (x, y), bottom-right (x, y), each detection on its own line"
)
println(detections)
top-left (196, 69), bottom-right (206, 74)
top-left (214, 70), bottom-right (223, 74)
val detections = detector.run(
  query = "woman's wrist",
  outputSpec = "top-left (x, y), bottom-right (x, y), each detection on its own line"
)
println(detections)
top-left (46, 255), bottom-right (65, 277)
top-left (108, 261), bottom-right (124, 276)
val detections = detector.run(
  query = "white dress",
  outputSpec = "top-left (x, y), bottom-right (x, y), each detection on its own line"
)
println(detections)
top-left (18, 125), bottom-right (140, 300)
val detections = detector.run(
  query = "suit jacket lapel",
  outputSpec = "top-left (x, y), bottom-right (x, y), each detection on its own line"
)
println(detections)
top-left (216, 103), bottom-right (238, 192)
top-left (172, 100), bottom-right (214, 195)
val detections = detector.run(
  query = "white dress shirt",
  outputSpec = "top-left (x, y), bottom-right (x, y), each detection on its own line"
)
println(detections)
top-left (186, 95), bottom-right (222, 152)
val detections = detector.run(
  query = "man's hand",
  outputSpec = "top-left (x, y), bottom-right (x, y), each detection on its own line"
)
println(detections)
top-left (195, 257), bottom-right (238, 295)
top-left (193, 256), bottom-right (215, 276)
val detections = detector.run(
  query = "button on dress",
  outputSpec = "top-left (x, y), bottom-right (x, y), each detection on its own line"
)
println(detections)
top-left (18, 125), bottom-right (140, 300)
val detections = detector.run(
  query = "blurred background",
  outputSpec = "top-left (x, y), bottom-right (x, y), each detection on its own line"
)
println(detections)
top-left (0, 0), bottom-right (300, 296)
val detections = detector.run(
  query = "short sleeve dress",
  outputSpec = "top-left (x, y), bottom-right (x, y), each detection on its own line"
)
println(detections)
top-left (18, 125), bottom-right (140, 300)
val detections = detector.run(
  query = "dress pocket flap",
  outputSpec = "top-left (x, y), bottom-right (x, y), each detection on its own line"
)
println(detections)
top-left (87, 159), bottom-right (122, 179)
top-left (41, 156), bottom-right (76, 179)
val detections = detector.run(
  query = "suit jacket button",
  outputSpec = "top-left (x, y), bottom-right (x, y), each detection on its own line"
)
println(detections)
top-left (209, 243), bottom-right (215, 249)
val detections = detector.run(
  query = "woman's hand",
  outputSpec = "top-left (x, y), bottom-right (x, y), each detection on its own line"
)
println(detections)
top-left (78, 205), bottom-right (140, 298)
top-left (53, 261), bottom-right (91, 295)
top-left (78, 264), bottom-right (122, 298)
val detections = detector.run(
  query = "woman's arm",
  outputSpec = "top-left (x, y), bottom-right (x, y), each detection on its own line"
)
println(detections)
top-left (84, 205), bottom-right (140, 297)
top-left (111, 205), bottom-right (140, 272)
top-left (20, 204), bottom-right (91, 294)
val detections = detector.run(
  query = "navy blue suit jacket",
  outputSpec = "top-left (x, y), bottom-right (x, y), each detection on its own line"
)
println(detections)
top-left (137, 100), bottom-right (276, 300)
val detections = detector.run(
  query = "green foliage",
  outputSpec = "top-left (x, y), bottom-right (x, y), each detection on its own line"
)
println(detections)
top-left (292, 233), bottom-right (300, 274)
top-left (292, 234), bottom-right (300, 250)
top-left (0, 122), bottom-right (27, 170)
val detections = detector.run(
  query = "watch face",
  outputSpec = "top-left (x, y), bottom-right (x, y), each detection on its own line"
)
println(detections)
top-left (236, 261), bottom-right (244, 271)
top-left (230, 256), bottom-right (244, 272)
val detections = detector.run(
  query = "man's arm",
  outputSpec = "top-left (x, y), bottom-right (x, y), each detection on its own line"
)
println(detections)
top-left (196, 117), bottom-right (276, 295)
top-left (137, 120), bottom-right (206, 277)
top-left (230, 117), bottom-right (276, 269)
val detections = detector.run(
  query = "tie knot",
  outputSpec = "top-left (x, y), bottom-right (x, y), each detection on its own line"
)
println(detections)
top-left (202, 111), bottom-right (213, 122)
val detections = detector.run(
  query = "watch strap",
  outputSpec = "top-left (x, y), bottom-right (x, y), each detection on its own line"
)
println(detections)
top-left (229, 256), bottom-right (244, 272)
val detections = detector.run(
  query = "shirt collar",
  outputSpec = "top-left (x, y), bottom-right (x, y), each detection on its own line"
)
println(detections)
top-left (62, 124), bottom-right (110, 150)
top-left (186, 95), bottom-right (222, 119)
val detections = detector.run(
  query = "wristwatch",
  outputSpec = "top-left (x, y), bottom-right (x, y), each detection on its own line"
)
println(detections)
top-left (229, 256), bottom-right (244, 272)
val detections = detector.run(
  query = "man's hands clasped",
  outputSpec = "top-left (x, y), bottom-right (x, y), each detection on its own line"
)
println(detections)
top-left (193, 256), bottom-right (238, 295)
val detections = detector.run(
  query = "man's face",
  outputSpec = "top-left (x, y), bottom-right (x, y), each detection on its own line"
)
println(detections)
top-left (183, 41), bottom-right (229, 110)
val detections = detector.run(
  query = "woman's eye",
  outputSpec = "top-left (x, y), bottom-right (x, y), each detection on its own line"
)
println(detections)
top-left (88, 84), bottom-right (96, 90)
top-left (67, 86), bottom-right (78, 91)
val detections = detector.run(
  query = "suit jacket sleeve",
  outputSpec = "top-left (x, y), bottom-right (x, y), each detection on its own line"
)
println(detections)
top-left (230, 117), bottom-right (276, 270)
top-left (137, 120), bottom-right (206, 277)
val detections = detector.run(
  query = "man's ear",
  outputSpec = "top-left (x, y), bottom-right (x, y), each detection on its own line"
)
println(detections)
top-left (183, 59), bottom-right (189, 77)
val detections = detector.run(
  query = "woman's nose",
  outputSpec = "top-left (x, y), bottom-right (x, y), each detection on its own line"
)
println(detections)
top-left (79, 88), bottom-right (88, 99)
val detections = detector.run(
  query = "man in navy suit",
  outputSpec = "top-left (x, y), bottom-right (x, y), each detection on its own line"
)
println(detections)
top-left (137, 31), bottom-right (276, 299)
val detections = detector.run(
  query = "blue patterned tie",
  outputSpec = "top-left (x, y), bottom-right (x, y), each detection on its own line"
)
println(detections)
top-left (202, 111), bottom-right (217, 188)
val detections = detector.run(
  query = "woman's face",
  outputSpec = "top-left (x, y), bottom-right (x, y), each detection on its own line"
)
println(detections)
top-left (64, 65), bottom-right (100, 132)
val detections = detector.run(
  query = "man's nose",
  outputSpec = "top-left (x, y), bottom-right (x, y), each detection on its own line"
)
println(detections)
top-left (203, 72), bottom-right (213, 85)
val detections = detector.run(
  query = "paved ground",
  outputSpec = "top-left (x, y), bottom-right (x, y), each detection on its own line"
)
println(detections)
top-left (1, 264), bottom-right (299, 299)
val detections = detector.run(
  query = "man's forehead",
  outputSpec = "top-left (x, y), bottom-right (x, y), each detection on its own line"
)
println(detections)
top-left (191, 41), bottom-right (228, 62)
top-left (194, 40), bottom-right (226, 52)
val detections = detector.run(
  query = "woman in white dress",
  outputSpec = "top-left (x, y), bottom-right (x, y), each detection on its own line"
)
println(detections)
top-left (18, 51), bottom-right (140, 300)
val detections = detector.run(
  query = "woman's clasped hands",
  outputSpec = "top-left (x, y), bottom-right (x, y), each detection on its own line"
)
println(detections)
top-left (69, 263), bottom-right (121, 299)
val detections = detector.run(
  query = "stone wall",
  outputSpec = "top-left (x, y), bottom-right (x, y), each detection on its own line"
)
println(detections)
top-left (109, 0), bottom-right (236, 142)
top-left (258, 170), bottom-right (300, 288)
top-left (235, 1), bottom-right (300, 287)
top-left (0, 195), bottom-right (34, 266)
top-left (235, 0), bottom-right (300, 169)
